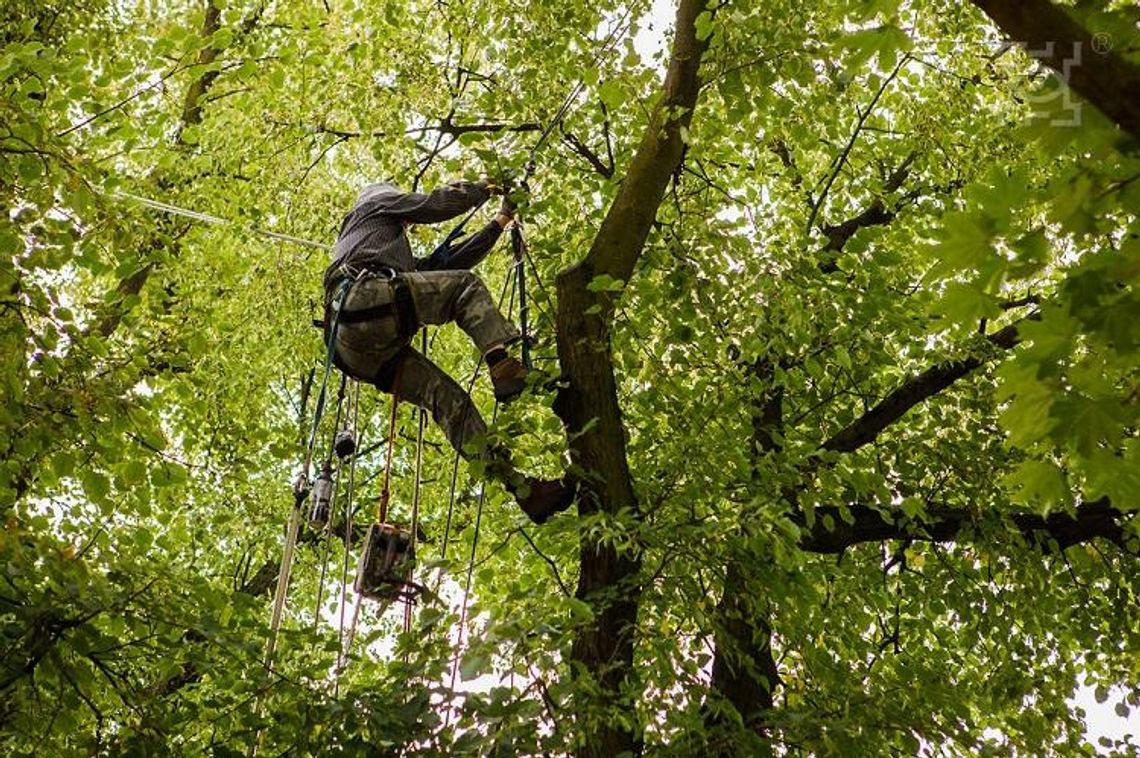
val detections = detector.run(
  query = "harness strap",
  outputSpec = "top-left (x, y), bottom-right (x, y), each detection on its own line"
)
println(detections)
top-left (321, 275), bottom-right (419, 335)
top-left (336, 301), bottom-right (400, 324)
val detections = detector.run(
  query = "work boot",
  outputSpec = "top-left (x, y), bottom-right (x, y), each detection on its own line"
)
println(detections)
top-left (515, 477), bottom-right (576, 525)
top-left (490, 356), bottom-right (529, 403)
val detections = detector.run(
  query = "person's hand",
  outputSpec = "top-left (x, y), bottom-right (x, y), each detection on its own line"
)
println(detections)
top-left (481, 167), bottom-right (522, 195)
top-left (499, 184), bottom-right (528, 215)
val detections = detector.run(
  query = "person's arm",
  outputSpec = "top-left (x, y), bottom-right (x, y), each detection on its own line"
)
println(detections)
top-left (363, 180), bottom-right (492, 224)
top-left (417, 211), bottom-right (514, 270)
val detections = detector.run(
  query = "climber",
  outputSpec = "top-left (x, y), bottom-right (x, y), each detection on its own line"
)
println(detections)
top-left (322, 177), bottom-right (575, 524)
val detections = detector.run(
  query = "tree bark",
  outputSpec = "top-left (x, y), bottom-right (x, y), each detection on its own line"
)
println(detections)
top-left (971, 0), bottom-right (1140, 141)
top-left (553, 2), bottom-right (710, 756)
top-left (707, 361), bottom-right (782, 745)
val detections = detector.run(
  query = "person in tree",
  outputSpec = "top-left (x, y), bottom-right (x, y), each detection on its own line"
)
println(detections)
top-left (323, 178), bottom-right (575, 524)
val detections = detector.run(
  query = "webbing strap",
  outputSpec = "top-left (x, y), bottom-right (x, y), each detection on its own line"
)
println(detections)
top-left (510, 224), bottom-right (532, 370)
top-left (429, 201), bottom-right (486, 259)
top-left (308, 278), bottom-right (354, 456)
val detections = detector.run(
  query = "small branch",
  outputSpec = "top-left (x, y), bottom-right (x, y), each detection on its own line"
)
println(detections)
top-left (1000, 293), bottom-right (1041, 310)
top-left (821, 314), bottom-right (1034, 454)
top-left (561, 129), bottom-right (614, 178)
top-left (519, 527), bottom-right (572, 597)
top-left (438, 115), bottom-right (540, 136)
top-left (769, 137), bottom-right (814, 208)
top-left (298, 134), bottom-right (349, 184)
top-left (57, 64), bottom-right (189, 138)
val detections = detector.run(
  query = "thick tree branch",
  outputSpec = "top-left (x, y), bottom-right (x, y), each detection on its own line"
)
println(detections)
top-left (576, 3), bottom-right (707, 285)
top-left (971, 0), bottom-right (1140, 141)
top-left (176, 1), bottom-right (223, 138)
top-left (821, 199), bottom-right (895, 254)
top-left (821, 315), bottom-right (1032, 454)
top-left (815, 152), bottom-right (923, 272)
top-left (798, 497), bottom-right (1132, 554)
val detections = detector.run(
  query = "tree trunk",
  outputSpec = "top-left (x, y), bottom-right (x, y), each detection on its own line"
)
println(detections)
top-left (706, 362), bottom-right (782, 746)
top-left (552, 1), bottom-right (710, 755)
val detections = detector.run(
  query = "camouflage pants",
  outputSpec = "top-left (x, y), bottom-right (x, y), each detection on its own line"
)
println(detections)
top-left (333, 270), bottom-right (520, 459)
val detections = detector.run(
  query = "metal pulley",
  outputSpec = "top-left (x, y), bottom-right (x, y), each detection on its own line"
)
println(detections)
top-left (309, 465), bottom-right (334, 529)
top-left (354, 522), bottom-right (420, 603)
top-left (334, 429), bottom-right (357, 459)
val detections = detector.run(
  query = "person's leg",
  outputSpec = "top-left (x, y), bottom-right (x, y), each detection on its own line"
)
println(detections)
top-left (399, 270), bottom-right (519, 353)
top-left (374, 345), bottom-right (491, 462)
top-left (398, 270), bottom-right (532, 402)
top-left (374, 345), bottom-right (576, 524)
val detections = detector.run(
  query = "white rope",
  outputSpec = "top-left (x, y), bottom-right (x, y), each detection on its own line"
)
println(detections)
top-left (265, 500), bottom-right (302, 665)
top-left (113, 190), bottom-right (330, 251)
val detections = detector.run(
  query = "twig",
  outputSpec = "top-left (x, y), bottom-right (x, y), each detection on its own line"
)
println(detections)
top-left (804, 57), bottom-right (908, 242)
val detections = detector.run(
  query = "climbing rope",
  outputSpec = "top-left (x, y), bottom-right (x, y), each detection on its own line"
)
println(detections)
top-left (510, 223), bottom-right (532, 370)
top-left (440, 262), bottom-right (522, 726)
top-left (405, 329), bottom-right (430, 636)
top-left (113, 191), bottom-right (329, 250)
top-left (377, 373), bottom-right (401, 524)
top-left (312, 373), bottom-right (351, 630)
top-left (334, 382), bottom-right (362, 686)
top-left (267, 276), bottom-right (356, 653)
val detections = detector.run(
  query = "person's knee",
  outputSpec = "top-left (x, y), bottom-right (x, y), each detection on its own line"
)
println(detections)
top-left (455, 270), bottom-right (491, 296)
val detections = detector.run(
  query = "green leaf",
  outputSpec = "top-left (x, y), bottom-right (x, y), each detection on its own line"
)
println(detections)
top-left (841, 24), bottom-right (912, 67)
top-left (459, 649), bottom-right (489, 682)
top-left (1009, 229), bottom-right (1051, 279)
top-left (599, 80), bottom-right (623, 110)
top-left (694, 11), bottom-right (714, 42)
top-left (997, 362), bottom-right (1059, 447)
top-left (1080, 442), bottom-right (1140, 509)
top-left (1002, 459), bottom-right (1068, 511)
top-left (1050, 394), bottom-right (1123, 456)
top-left (925, 212), bottom-right (995, 274)
top-left (586, 274), bottom-right (625, 293)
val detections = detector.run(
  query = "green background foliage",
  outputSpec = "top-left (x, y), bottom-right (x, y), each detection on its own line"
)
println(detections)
top-left (2, 0), bottom-right (1138, 754)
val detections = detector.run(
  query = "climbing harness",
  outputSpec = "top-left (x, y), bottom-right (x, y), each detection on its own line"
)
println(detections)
top-left (326, 267), bottom-right (421, 342)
